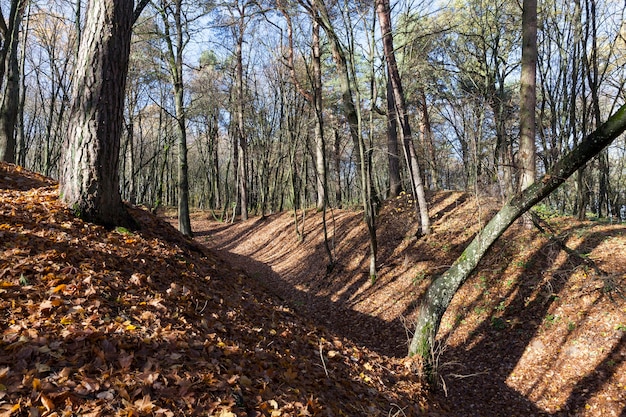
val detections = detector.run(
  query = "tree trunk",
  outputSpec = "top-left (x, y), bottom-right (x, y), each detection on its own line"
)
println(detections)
top-left (333, 128), bottom-right (342, 207)
top-left (385, 74), bottom-right (402, 197)
top-left (375, 0), bottom-right (430, 235)
top-left (157, 0), bottom-right (192, 236)
top-left (418, 88), bottom-right (437, 191)
top-left (0, 0), bottom-right (25, 163)
top-left (236, 24), bottom-right (248, 221)
top-left (312, 0), bottom-right (377, 277)
top-left (518, 0), bottom-right (537, 192)
top-left (312, 18), bottom-right (327, 212)
top-left (60, 0), bottom-right (135, 228)
top-left (409, 103), bottom-right (626, 368)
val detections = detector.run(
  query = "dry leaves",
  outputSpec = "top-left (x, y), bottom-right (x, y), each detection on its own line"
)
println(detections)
top-left (196, 190), bottom-right (626, 417)
top-left (0, 162), bottom-right (437, 416)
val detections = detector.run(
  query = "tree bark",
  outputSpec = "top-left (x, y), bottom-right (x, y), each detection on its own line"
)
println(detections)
top-left (385, 75), bottom-right (402, 197)
top-left (518, 0), bottom-right (537, 192)
top-left (60, 0), bottom-right (135, 227)
top-left (236, 21), bottom-right (248, 221)
top-left (409, 103), bottom-right (626, 368)
top-left (0, 0), bottom-right (26, 163)
top-left (312, 17), bottom-right (327, 212)
top-left (157, 0), bottom-right (192, 236)
top-left (418, 88), bottom-right (437, 190)
top-left (375, 0), bottom-right (430, 235)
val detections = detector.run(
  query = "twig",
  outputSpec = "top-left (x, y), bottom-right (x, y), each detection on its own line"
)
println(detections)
top-left (388, 403), bottom-right (408, 417)
top-left (530, 211), bottom-right (605, 276)
top-left (319, 342), bottom-right (329, 378)
top-left (447, 370), bottom-right (489, 379)
top-left (195, 299), bottom-right (208, 314)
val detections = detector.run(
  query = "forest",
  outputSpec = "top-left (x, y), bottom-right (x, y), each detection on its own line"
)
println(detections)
top-left (0, 0), bottom-right (626, 415)
top-left (0, 0), bottom-right (624, 223)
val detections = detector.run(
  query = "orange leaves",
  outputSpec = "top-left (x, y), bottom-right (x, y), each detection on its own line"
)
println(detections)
top-left (50, 283), bottom-right (67, 294)
top-left (0, 163), bottom-right (433, 417)
top-left (0, 403), bottom-right (20, 417)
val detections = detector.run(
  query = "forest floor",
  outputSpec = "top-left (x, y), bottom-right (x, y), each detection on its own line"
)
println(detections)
top-left (0, 161), bottom-right (441, 417)
top-left (1, 162), bottom-right (625, 416)
top-left (187, 191), bottom-right (626, 417)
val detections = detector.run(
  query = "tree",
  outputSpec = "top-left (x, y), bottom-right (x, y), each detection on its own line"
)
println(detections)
top-left (308, 0), bottom-right (378, 277)
top-left (0, 0), bottom-right (27, 163)
top-left (518, 0), bottom-right (537, 192)
top-left (59, 0), bottom-right (148, 227)
top-left (376, 0), bottom-right (430, 235)
top-left (277, 1), bottom-right (334, 267)
top-left (154, 0), bottom-right (197, 236)
top-left (409, 102), bottom-right (626, 370)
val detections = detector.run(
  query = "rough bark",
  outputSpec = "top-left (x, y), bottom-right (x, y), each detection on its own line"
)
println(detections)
top-left (60, 0), bottom-right (135, 228)
top-left (0, 0), bottom-right (25, 163)
top-left (409, 103), bottom-right (626, 365)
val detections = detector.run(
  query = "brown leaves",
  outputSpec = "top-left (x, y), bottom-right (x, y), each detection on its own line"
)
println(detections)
top-left (0, 163), bottom-right (435, 416)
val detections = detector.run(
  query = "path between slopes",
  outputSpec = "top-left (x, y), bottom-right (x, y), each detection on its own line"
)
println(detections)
top-left (181, 203), bottom-right (626, 417)
top-left (189, 211), bottom-right (411, 359)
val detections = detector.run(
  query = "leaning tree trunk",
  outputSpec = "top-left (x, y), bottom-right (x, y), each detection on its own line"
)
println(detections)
top-left (60, 0), bottom-right (135, 227)
top-left (410, 104), bottom-right (626, 368)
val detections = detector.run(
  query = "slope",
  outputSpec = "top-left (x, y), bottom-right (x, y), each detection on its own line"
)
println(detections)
top-left (0, 162), bottom-right (439, 417)
top-left (191, 191), bottom-right (626, 417)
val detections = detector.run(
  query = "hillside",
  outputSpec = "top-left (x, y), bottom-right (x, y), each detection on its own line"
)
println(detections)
top-left (189, 191), bottom-right (626, 416)
top-left (0, 162), bottom-right (439, 417)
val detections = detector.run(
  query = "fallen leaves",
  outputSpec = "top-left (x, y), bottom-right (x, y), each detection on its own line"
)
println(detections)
top-left (0, 162), bottom-right (434, 416)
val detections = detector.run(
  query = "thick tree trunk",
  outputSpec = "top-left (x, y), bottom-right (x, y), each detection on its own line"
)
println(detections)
top-left (409, 104), bottom-right (626, 366)
top-left (0, 27), bottom-right (20, 163)
top-left (0, 0), bottom-right (25, 163)
top-left (60, 0), bottom-right (135, 228)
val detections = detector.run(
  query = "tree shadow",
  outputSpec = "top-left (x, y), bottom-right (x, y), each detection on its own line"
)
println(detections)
top-left (211, 247), bottom-right (410, 358)
top-left (193, 197), bottom-right (625, 416)
top-left (433, 225), bottom-right (626, 416)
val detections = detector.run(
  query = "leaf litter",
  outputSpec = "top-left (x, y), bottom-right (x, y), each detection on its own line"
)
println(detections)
top-left (0, 162), bottom-right (440, 416)
top-left (193, 191), bottom-right (626, 417)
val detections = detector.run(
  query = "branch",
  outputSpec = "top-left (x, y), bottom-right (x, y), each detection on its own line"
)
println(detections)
top-left (276, 0), bottom-right (313, 103)
top-left (133, 0), bottom-right (151, 25)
